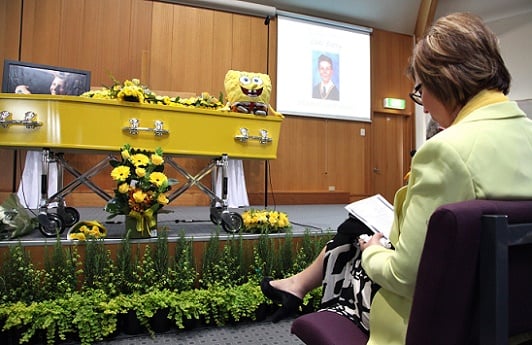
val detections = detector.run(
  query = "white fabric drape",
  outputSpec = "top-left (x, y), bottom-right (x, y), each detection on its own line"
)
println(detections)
top-left (17, 151), bottom-right (58, 209)
top-left (214, 159), bottom-right (249, 208)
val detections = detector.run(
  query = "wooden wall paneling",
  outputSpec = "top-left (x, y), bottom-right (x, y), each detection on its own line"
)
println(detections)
top-left (210, 12), bottom-right (233, 95)
top-left (149, 2), bottom-right (179, 90)
top-left (19, 0), bottom-right (61, 63)
top-left (128, 0), bottom-right (153, 84)
top-left (267, 116), bottom-right (327, 191)
top-left (172, 7), bottom-right (215, 92)
top-left (325, 119), bottom-right (370, 201)
top-left (19, 0), bottom-right (143, 78)
top-left (78, 0), bottom-right (141, 84)
top-left (57, 0), bottom-right (85, 68)
top-left (0, 0), bottom-right (22, 63)
top-left (230, 14), bottom-right (268, 73)
top-left (0, 150), bottom-right (16, 193)
top-left (371, 29), bottom-right (414, 116)
top-left (152, 4), bottom-right (230, 94)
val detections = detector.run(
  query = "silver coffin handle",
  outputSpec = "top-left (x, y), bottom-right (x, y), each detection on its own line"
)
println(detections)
top-left (234, 127), bottom-right (272, 144)
top-left (0, 111), bottom-right (43, 129)
top-left (122, 118), bottom-right (169, 136)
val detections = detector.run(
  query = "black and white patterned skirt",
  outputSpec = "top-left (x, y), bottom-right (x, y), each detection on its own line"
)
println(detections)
top-left (319, 216), bottom-right (381, 334)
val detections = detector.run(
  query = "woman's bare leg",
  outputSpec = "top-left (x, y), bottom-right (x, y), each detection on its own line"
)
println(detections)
top-left (269, 246), bottom-right (326, 299)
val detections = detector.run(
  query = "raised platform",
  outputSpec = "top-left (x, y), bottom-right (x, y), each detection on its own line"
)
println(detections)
top-left (0, 204), bottom-right (347, 246)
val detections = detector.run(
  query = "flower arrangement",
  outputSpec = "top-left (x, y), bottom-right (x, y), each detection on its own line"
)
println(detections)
top-left (67, 220), bottom-right (107, 240)
top-left (241, 209), bottom-right (291, 233)
top-left (105, 144), bottom-right (177, 237)
top-left (0, 194), bottom-right (37, 239)
top-left (81, 78), bottom-right (225, 110)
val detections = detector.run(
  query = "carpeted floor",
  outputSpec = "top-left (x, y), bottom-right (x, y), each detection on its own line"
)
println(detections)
top-left (94, 317), bottom-right (303, 345)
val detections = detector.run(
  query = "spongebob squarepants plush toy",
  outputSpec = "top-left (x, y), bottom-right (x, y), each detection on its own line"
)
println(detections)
top-left (224, 70), bottom-right (282, 117)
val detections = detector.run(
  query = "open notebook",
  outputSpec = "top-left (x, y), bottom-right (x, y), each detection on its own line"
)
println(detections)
top-left (345, 194), bottom-right (394, 247)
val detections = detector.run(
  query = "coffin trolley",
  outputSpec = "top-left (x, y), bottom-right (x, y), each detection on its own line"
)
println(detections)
top-left (0, 94), bottom-right (283, 236)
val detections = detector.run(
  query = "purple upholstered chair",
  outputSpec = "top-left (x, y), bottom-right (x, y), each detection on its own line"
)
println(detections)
top-left (291, 199), bottom-right (532, 345)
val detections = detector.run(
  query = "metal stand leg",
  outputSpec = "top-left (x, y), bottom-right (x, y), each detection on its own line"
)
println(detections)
top-left (166, 154), bottom-right (243, 233)
top-left (35, 150), bottom-right (113, 237)
top-left (209, 154), bottom-right (243, 233)
top-left (37, 149), bottom-right (65, 237)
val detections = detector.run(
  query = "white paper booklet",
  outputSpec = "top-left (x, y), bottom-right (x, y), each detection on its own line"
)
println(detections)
top-left (344, 194), bottom-right (394, 239)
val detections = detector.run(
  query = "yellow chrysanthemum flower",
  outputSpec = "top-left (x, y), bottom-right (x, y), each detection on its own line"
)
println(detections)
top-left (136, 167), bottom-right (146, 177)
top-left (149, 172), bottom-right (168, 187)
top-left (157, 193), bottom-right (169, 205)
top-left (117, 183), bottom-right (128, 194)
top-left (130, 153), bottom-right (150, 167)
top-left (121, 149), bottom-right (130, 160)
top-left (133, 190), bottom-right (147, 203)
top-left (151, 153), bottom-right (164, 165)
top-left (69, 232), bottom-right (86, 241)
top-left (111, 166), bottom-right (131, 182)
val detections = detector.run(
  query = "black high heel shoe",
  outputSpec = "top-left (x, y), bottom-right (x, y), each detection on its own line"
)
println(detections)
top-left (260, 277), bottom-right (302, 323)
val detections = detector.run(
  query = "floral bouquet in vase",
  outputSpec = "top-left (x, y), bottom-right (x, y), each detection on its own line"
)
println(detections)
top-left (105, 144), bottom-right (177, 238)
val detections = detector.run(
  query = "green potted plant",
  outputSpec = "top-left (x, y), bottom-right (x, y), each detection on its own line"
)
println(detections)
top-left (199, 284), bottom-right (231, 326)
top-left (42, 237), bottom-right (81, 300)
top-left (167, 288), bottom-right (206, 330)
top-left (69, 289), bottom-right (120, 344)
top-left (200, 230), bottom-right (224, 288)
top-left (142, 289), bottom-right (175, 334)
top-left (168, 231), bottom-right (197, 292)
top-left (226, 281), bottom-right (268, 323)
top-left (0, 243), bottom-right (44, 304)
top-left (277, 230), bottom-right (295, 277)
top-left (83, 238), bottom-right (117, 294)
top-left (250, 233), bottom-right (276, 280)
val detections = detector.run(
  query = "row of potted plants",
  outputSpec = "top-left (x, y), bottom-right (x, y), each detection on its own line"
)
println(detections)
top-left (0, 228), bottom-right (333, 344)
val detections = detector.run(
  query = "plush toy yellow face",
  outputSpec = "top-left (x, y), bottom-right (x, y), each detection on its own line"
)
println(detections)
top-left (224, 70), bottom-right (272, 105)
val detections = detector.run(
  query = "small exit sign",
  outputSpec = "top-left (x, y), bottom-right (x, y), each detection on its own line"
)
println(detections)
top-left (383, 98), bottom-right (406, 110)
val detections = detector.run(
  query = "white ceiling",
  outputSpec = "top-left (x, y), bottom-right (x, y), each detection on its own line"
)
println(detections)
top-left (242, 0), bottom-right (532, 35)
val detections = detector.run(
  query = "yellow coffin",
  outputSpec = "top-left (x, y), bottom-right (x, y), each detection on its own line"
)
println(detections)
top-left (0, 93), bottom-right (283, 159)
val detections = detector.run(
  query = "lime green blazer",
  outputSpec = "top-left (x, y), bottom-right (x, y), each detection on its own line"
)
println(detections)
top-left (362, 100), bottom-right (532, 345)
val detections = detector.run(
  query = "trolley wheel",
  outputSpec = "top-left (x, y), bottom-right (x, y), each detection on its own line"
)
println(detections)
top-left (210, 214), bottom-right (221, 225)
top-left (221, 212), bottom-right (243, 234)
top-left (61, 207), bottom-right (80, 227)
top-left (38, 213), bottom-right (66, 237)
top-left (209, 207), bottom-right (222, 225)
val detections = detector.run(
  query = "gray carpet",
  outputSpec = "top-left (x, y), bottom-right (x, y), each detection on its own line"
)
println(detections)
top-left (96, 318), bottom-right (303, 345)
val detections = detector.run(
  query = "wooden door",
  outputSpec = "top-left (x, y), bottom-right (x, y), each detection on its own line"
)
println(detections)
top-left (371, 113), bottom-right (412, 203)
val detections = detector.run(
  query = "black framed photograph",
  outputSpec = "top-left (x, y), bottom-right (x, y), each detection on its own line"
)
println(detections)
top-left (2, 59), bottom-right (91, 96)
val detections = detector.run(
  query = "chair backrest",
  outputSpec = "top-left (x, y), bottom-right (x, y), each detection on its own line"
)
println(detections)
top-left (406, 199), bottom-right (532, 345)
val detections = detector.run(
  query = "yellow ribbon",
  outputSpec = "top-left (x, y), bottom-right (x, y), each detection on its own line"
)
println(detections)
top-left (128, 208), bottom-right (157, 236)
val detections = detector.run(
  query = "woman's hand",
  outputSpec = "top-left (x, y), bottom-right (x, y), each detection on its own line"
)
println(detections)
top-left (359, 232), bottom-right (385, 251)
